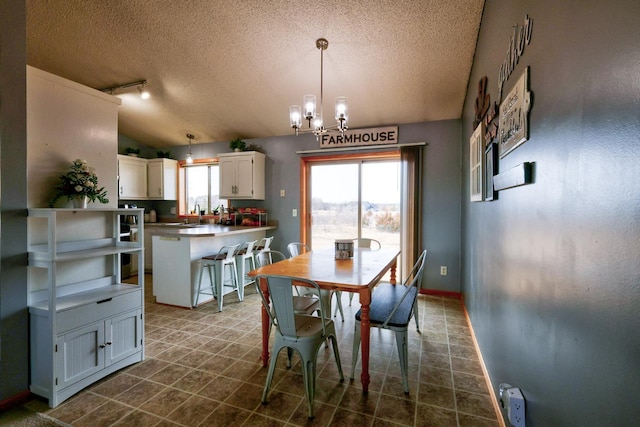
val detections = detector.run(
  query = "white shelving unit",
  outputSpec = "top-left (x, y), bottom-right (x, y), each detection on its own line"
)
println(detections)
top-left (27, 208), bottom-right (145, 407)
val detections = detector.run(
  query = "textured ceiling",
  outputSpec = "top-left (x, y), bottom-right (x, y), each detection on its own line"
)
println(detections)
top-left (27, 0), bottom-right (484, 148)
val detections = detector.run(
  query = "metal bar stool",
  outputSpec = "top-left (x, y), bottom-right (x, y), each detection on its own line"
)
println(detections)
top-left (236, 240), bottom-right (258, 295)
top-left (194, 244), bottom-right (240, 311)
top-left (255, 235), bottom-right (274, 252)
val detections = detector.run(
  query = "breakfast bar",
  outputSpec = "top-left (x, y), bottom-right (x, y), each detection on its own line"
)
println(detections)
top-left (151, 223), bottom-right (276, 308)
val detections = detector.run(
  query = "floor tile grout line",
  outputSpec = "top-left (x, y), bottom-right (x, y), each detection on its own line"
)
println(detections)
top-left (441, 297), bottom-right (462, 427)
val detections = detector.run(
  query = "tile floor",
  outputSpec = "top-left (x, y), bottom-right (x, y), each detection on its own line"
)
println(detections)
top-left (40, 274), bottom-right (500, 426)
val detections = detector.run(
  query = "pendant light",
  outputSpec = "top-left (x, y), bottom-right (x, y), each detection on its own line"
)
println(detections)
top-left (186, 133), bottom-right (194, 164)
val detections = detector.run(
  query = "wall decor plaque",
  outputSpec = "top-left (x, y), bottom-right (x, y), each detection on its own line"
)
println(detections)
top-left (319, 126), bottom-right (398, 148)
top-left (498, 66), bottom-right (531, 158)
top-left (470, 122), bottom-right (485, 202)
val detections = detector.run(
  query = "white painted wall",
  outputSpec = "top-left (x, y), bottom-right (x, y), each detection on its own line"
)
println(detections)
top-left (27, 66), bottom-right (121, 208)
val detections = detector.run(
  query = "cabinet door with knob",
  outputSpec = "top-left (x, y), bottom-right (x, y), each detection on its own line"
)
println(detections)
top-left (54, 308), bottom-right (141, 391)
top-left (118, 155), bottom-right (147, 199)
top-left (147, 158), bottom-right (177, 200)
top-left (55, 321), bottom-right (105, 390)
top-left (219, 151), bottom-right (265, 199)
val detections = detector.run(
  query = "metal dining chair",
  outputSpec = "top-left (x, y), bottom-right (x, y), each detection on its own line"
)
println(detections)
top-left (286, 241), bottom-right (310, 257)
top-left (354, 237), bottom-right (382, 250)
top-left (255, 250), bottom-right (321, 317)
top-left (256, 274), bottom-right (344, 419)
top-left (287, 242), bottom-right (344, 322)
top-left (350, 249), bottom-right (427, 394)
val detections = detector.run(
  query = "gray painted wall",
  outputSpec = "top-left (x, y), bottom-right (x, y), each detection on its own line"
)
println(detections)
top-left (461, 1), bottom-right (640, 425)
top-left (0, 0), bottom-right (28, 402)
top-left (136, 119), bottom-right (463, 292)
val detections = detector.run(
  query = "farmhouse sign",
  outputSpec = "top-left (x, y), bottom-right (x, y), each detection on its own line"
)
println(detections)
top-left (319, 126), bottom-right (398, 149)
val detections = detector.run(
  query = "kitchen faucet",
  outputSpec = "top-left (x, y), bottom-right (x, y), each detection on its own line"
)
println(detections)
top-left (195, 203), bottom-right (201, 223)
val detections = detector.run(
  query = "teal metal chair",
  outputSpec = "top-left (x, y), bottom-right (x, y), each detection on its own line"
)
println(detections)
top-left (350, 249), bottom-right (427, 394)
top-left (287, 242), bottom-right (344, 322)
top-left (255, 250), bottom-right (321, 317)
top-left (256, 274), bottom-right (344, 419)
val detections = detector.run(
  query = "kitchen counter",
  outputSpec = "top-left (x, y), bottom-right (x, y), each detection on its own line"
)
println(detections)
top-left (146, 223), bottom-right (275, 237)
top-left (150, 223), bottom-right (276, 308)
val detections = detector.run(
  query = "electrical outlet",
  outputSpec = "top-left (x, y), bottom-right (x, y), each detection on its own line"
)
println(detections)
top-left (500, 384), bottom-right (525, 427)
top-left (440, 266), bottom-right (447, 276)
top-left (280, 189), bottom-right (285, 197)
top-left (507, 387), bottom-right (525, 427)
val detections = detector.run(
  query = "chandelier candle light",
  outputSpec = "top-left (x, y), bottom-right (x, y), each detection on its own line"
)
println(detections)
top-left (290, 38), bottom-right (348, 139)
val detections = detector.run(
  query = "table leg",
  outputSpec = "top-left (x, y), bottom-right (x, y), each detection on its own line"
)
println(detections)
top-left (390, 260), bottom-right (397, 285)
top-left (259, 277), bottom-right (270, 367)
top-left (359, 288), bottom-right (372, 393)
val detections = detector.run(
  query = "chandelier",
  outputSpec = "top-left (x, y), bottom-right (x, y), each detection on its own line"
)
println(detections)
top-left (289, 38), bottom-right (348, 138)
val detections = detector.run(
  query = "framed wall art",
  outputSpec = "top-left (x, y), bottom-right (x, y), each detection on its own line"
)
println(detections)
top-left (470, 122), bottom-right (485, 202)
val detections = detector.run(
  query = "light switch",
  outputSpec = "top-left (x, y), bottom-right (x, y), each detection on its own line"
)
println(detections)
top-left (280, 189), bottom-right (285, 197)
top-left (292, 209), bottom-right (297, 217)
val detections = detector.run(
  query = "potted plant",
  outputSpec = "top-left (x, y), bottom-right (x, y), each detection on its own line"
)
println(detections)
top-left (125, 147), bottom-right (141, 157)
top-left (156, 150), bottom-right (171, 158)
top-left (229, 138), bottom-right (246, 152)
top-left (49, 159), bottom-right (109, 208)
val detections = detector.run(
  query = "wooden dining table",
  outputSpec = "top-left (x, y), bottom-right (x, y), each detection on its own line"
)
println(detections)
top-left (248, 246), bottom-right (400, 393)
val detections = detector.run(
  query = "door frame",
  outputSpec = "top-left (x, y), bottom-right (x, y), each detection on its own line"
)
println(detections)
top-left (299, 150), bottom-right (399, 246)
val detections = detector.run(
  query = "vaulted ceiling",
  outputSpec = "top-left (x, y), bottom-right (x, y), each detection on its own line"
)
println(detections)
top-left (27, 0), bottom-right (484, 148)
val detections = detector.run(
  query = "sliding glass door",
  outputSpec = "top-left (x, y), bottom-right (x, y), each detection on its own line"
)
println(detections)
top-left (307, 157), bottom-right (401, 252)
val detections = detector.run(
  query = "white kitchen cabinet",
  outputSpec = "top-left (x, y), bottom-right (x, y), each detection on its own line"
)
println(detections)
top-left (147, 158), bottom-right (178, 200)
top-left (28, 208), bottom-right (145, 407)
top-left (219, 151), bottom-right (265, 200)
top-left (118, 155), bottom-right (147, 199)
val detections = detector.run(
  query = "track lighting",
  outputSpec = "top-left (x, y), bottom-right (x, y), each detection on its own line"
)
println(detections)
top-left (138, 82), bottom-right (150, 100)
top-left (100, 80), bottom-right (150, 100)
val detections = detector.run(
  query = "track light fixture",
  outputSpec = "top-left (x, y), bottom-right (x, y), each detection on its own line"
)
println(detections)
top-left (289, 38), bottom-right (348, 139)
top-left (100, 80), bottom-right (150, 99)
top-left (185, 133), bottom-right (195, 164)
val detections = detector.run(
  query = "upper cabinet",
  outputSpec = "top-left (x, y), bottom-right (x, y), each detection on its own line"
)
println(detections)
top-left (147, 158), bottom-right (177, 200)
top-left (117, 155), bottom-right (147, 200)
top-left (117, 155), bottom-right (177, 200)
top-left (219, 151), bottom-right (265, 200)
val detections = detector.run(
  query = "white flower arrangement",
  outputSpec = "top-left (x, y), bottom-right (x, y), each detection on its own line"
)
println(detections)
top-left (49, 159), bottom-right (109, 207)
